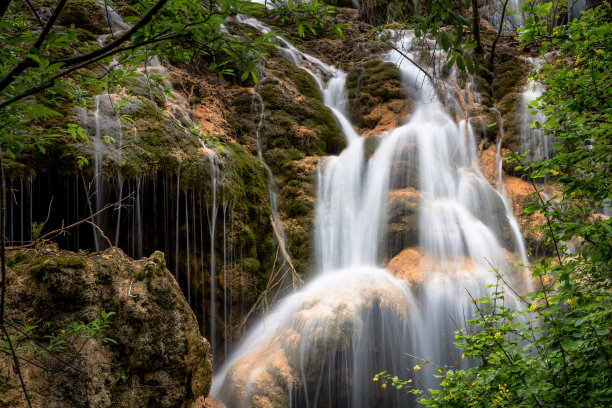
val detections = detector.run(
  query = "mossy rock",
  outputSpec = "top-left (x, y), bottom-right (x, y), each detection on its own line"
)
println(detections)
top-left (3, 247), bottom-right (212, 407)
top-left (326, 0), bottom-right (358, 8)
top-left (257, 59), bottom-right (344, 156)
top-left (346, 59), bottom-right (409, 130)
top-left (492, 56), bottom-right (529, 102)
top-left (224, 142), bottom-right (275, 285)
top-left (58, 0), bottom-right (109, 35)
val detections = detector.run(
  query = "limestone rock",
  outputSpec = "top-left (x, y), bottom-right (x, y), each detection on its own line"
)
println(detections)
top-left (1, 247), bottom-right (212, 408)
top-left (346, 60), bottom-right (414, 135)
top-left (385, 188), bottom-right (420, 259)
top-left (504, 177), bottom-right (556, 258)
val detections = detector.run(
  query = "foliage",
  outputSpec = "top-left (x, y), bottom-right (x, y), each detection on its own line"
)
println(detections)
top-left (269, 0), bottom-right (347, 38)
top-left (374, 0), bottom-right (481, 78)
top-left (1, 310), bottom-right (117, 358)
top-left (0, 0), bottom-right (275, 158)
top-left (376, 2), bottom-right (612, 406)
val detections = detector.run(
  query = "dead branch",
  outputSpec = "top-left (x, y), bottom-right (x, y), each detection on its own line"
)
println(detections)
top-left (382, 39), bottom-right (436, 86)
top-left (236, 216), bottom-right (304, 336)
top-left (84, 220), bottom-right (112, 248)
top-left (269, 215), bottom-right (301, 288)
top-left (7, 193), bottom-right (134, 250)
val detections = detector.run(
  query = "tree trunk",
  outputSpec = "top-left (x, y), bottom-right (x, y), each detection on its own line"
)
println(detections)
top-left (472, 0), bottom-right (483, 54)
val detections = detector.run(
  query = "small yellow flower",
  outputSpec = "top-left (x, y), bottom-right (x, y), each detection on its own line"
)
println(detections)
top-left (470, 299), bottom-right (478, 305)
top-left (596, 49), bottom-right (605, 54)
top-left (462, 353), bottom-right (466, 360)
top-left (494, 332), bottom-right (502, 340)
top-left (373, 376), bottom-right (378, 382)
top-left (414, 364), bottom-right (421, 371)
top-left (382, 383), bottom-right (387, 389)
top-left (543, 275), bottom-right (550, 284)
top-left (529, 303), bottom-right (537, 312)
top-left (565, 298), bottom-right (578, 309)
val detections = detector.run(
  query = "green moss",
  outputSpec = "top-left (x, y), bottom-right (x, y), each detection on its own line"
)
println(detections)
top-left (259, 61), bottom-right (343, 156)
top-left (7, 251), bottom-right (29, 267)
top-left (242, 258), bottom-right (260, 275)
top-left (224, 142), bottom-right (274, 284)
top-left (346, 59), bottom-right (404, 129)
top-left (29, 255), bottom-right (87, 276)
top-left (290, 64), bottom-right (323, 100)
top-left (135, 253), bottom-right (166, 280)
top-left (58, 0), bottom-right (108, 35)
top-left (493, 58), bottom-right (529, 102)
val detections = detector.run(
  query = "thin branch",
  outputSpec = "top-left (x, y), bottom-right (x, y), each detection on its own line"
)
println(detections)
top-left (4, 319), bottom-right (87, 374)
top-left (382, 39), bottom-right (436, 85)
top-left (84, 220), bottom-right (112, 248)
top-left (489, 0), bottom-right (510, 66)
top-left (269, 215), bottom-right (300, 288)
top-left (1, 325), bottom-right (32, 408)
top-left (24, 0), bottom-right (44, 29)
top-left (54, 0), bottom-right (171, 67)
top-left (7, 193), bottom-right (134, 250)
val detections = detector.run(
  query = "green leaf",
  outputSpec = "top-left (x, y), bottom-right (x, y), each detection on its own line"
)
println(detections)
top-left (437, 31), bottom-right (450, 51)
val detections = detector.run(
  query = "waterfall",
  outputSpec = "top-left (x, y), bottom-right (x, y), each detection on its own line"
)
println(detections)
top-left (213, 20), bottom-right (530, 407)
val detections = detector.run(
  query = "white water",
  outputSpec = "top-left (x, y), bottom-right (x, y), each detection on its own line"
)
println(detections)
top-left (213, 20), bottom-right (530, 407)
top-left (519, 60), bottom-right (555, 165)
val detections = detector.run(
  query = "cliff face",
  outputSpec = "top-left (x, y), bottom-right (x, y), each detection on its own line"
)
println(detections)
top-left (1, 247), bottom-right (212, 408)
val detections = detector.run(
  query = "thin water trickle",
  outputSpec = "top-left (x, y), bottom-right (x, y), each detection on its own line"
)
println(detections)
top-left (520, 60), bottom-right (554, 165)
top-left (207, 154), bottom-right (219, 356)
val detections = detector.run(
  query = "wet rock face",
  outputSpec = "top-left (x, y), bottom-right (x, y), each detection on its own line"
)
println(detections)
top-left (493, 52), bottom-right (530, 169)
top-left (233, 56), bottom-right (345, 276)
top-left (346, 60), bottom-right (413, 135)
top-left (385, 188), bottom-right (420, 259)
top-left (504, 177), bottom-right (555, 258)
top-left (1, 247), bottom-right (212, 408)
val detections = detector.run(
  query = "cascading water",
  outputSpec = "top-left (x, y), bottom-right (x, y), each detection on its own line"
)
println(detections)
top-left (519, 59), bottom-right (555, 165)
top-left (213, 21), bottom-right (530, 407)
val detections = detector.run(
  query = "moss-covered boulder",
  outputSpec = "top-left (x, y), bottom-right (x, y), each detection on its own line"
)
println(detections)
top-left (58, 0), bottom-right (109, 36)
top-left (346, 59), bottom-right (412, 135)
top-left (1, 247), bottom-right (212, 408)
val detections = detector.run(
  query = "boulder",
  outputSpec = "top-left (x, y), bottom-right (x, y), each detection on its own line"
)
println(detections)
top-left (346, 60), bottom-right (413, 135)
top-left (1, 247), bottom-right (212, 408)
